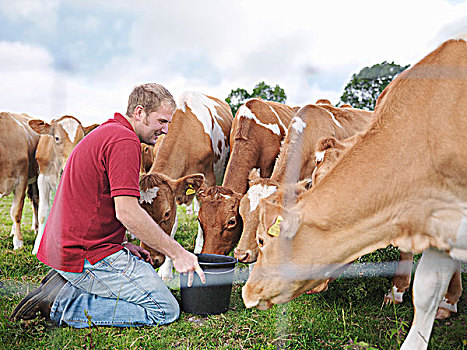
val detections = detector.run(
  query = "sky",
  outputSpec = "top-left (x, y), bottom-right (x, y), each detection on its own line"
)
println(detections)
top-left (1, 0), bottom-right (466, 126)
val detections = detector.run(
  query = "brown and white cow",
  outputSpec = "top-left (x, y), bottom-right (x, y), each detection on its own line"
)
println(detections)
top-left (234, 104), bottom-right (373, 263)
top-left (0, 112), bottom-right (41, 249)
top-left (138, 172), bottom-right (205, 267)
top-left (242, 39), bottom-right (467, 349)
top-left (313, 135), bottom-right (462, 319)
top-left (149, 91), bottom-right (233, 279)
top-left (29, 116), bottom-right (99, 254)
top-left (197, 98), bottom-right (295, 256)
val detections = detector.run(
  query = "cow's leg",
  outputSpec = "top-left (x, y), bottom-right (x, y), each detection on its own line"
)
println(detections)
top-left (27, 182), bottom-right (39, 234)
top-left (185, 196), bottom-right (200, 216)
top-left (435, 262), bottom-right (462, 319)
top-left (158, 212), bottom-right (178, 281)
top-left (32, 174), bottom-right (52, 255)
top-left (401, 249), bottom-right (457, 350)
top-left (194, 224), bottom-right (204, 254)
top-left (384, 252), bottom-right (414, 304)
top-left (10, 178), bottom-right (28, 250)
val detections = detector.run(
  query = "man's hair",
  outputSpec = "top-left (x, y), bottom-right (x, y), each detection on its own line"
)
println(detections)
top-left (126, 83), bottom-right (176, 117)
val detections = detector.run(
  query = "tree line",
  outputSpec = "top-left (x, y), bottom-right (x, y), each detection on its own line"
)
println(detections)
top-left (225, 61), bottom-right (409, 115)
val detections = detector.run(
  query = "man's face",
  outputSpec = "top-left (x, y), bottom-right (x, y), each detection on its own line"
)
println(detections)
top-left (135, 103), bottom-right (173, 145)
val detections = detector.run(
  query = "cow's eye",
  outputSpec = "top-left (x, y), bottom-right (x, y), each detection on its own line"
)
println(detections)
top-left (257, 237), bottom-right (264, 248)
top-left (227, 217), bottom-right (236, 228)
top-left (55, 136), bottom-right (60, 143)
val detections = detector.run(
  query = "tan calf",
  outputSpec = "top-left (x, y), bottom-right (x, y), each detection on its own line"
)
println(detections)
top-left (29, 116), bottom-right (98, 254)
top-left (0, 112), bottom-right (41, 249)
top-left (197, 99), bottom-right (295, 256)
top-left (242, 39), bottom-right (467, 349)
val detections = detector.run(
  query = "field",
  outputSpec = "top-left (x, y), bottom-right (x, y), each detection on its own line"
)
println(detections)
top-left (0, 194), bottom-right (466, 349)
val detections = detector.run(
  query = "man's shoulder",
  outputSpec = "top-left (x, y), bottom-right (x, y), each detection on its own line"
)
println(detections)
top-left (95, 119), bottom-right (139, 142)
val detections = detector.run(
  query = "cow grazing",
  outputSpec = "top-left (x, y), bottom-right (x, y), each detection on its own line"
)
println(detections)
top-left (0, 112), bottom-right (41, 249)
top-left (313, 135), bottom-right (462, 319)
top-left (234, 104), bottom-right (373, 263)
top-left (149, 91), bottom-right (233, 279)
top-left (29, 116), bottom-right (99, 254)
top-left (242, 39), bottom-right (467, 349)
top-left (197, 99), bottom-right (295, 256)
top-left (138, 172), bottom-right (205, 267)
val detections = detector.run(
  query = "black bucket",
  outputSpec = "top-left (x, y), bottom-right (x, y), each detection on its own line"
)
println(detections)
top-left (180, 253), bottom-right (237, 315)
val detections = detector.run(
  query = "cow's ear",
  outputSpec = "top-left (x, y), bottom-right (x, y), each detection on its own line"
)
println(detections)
top-left (316, 137), bottom-right (337, 153)
top-left (173, 173), bottom-right (205, 205)
top-left (295, 179), bottom-right (312, 194)
top-left (258, 199), bottom-right (282, 239)
top-left (259, 199), bottom-right (300, 241)
top-left (84, 123), bottom-right (100, 135)
top-left (248, 168), bottom-right (261, 183)
top-left (29, 119), bottom-right (52, 135)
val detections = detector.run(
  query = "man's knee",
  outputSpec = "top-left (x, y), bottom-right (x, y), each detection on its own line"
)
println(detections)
top-left (162, 298), bottom-right (180, 324)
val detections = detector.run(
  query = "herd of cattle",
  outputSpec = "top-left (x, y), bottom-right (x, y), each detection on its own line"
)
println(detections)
top-left (0, 38), bottom-right (465, 348)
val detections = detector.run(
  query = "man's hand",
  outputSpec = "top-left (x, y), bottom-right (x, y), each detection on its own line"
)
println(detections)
top-left (124, 242), bottom-right (153, 265)
top-left (173, 250), bottom-right (206, 287)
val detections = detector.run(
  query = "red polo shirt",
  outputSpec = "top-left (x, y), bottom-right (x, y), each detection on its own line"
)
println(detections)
top-left (37, 113), bottom-right (141, 272)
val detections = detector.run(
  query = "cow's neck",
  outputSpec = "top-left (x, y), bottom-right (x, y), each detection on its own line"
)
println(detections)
top-left (292, 112), bottom-right (436, 265)
top-left (222, 141), bottom-right (263, 194)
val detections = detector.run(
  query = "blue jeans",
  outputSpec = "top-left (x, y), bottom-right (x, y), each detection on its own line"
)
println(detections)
top-left (50, 248), bottom-right (180, 328)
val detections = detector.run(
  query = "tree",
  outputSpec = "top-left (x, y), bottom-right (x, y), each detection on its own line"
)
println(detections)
top-left (225, 81), bottom-right (287, 116)
top-left (339, 61), bottom-right (409, 110)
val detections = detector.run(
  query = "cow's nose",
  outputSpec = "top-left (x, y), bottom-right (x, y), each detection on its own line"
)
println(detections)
top-left (235, 250), bottom-right (249, 263)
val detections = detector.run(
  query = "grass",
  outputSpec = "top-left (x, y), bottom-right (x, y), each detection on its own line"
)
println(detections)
top-left (1, 194), bottom-right (466, 349)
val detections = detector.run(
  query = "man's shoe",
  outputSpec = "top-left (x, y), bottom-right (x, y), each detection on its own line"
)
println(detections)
top-left (10, 270), bottom-right (67, 321)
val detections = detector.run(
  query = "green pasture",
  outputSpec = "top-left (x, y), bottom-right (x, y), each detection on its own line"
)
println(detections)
top-left (0, 194), bottom-right (466, 349)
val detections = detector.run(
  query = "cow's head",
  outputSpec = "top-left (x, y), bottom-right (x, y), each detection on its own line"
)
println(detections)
top-left (242, 198), bottom-right (333, 310)
top-left (29, 116), bottom-right (98, 170)
top-left (138, 172), bottom-right (204, 267)
top-left (235, 169), bottom-right (311, 264)
top-left (197, 186), bottom-right (243, 255)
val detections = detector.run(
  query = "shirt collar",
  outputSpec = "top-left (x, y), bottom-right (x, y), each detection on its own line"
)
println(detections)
top-left (114, 113), bottom-right (135, 133)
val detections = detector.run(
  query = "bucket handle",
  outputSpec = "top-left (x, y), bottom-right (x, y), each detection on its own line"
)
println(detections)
top-left (202, 262), bottom-right (238, 275)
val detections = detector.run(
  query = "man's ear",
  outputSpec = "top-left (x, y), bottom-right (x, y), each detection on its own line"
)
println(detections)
top-left (133, 105), bottom-right (144, 121)
top-left (173, 173), bottom-right (205, 205)
top-left (29, 119), bottom-right (53, 135)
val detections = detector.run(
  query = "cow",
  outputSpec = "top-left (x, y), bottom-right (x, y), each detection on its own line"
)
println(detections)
top-left (29, 116), bottom-right (99, 254)
top-left (234, 104), bottom-right (373, 263)
top-left (138, 172), bottom-right (205, 267)
top-left (149, 91), bottom-right (233, 279)
top-left (242, 39), bottom-right (467, 349)
top-left (313, 135), bottom-right (462, 319)
top-left (0, 112), bottom-right (41, 249)
top-left (197, 98), bottom-right (295, 257)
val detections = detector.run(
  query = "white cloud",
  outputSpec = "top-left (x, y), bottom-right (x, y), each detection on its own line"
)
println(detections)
top-left (0, 0), bottom-right (60, 32)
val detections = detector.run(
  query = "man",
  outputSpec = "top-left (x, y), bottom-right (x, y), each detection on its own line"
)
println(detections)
top-left (11, 83), bottom-right (205, 327)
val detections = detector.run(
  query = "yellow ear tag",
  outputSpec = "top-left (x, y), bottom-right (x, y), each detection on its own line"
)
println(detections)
top-left (186, 184), bottom-right (196, 196)
top-left (268, 215), bottom-right (283, 237)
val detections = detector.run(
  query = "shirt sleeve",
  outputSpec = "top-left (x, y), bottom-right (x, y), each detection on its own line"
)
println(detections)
top-left (104, 138), bottom-right (141, 198)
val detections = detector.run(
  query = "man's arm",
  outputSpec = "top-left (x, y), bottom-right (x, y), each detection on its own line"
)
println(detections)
top-left (114, 195), bottom-right (205, 285)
